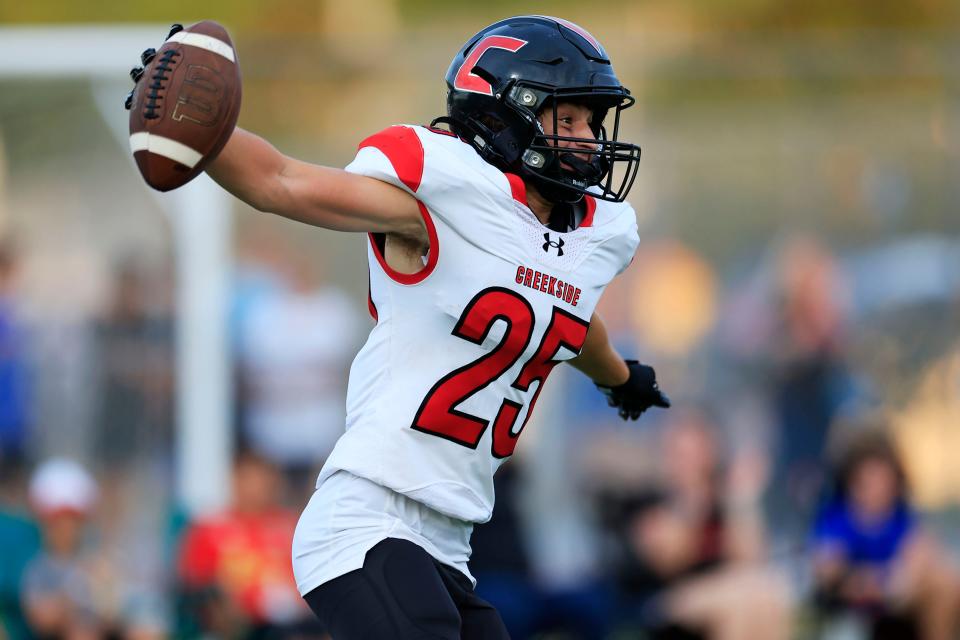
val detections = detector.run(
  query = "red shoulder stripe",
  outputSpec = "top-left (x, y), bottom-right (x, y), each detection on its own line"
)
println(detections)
top-left (505, 173), bottom-right (528, 207)
top-left (580, 195), bottom-right (597, 228)
top-left (358, 126), bottom-right (424, 193)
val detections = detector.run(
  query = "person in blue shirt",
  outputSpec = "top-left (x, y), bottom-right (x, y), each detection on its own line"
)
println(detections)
top-left (811, 428), bottom-right (960, 640)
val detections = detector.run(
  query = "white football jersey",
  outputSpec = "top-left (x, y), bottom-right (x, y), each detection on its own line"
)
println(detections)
top-left (317, 125), bottom-right (639, 524)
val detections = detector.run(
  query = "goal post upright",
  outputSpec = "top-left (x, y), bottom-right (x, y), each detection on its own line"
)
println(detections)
top-left (0, 24), bottom-right (234, 517)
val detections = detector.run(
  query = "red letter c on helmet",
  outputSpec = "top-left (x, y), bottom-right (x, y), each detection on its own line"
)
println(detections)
top-left (453, 35), bottom-right (527, 96)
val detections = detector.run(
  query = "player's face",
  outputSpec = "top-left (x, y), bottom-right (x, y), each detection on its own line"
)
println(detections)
top-left (538, 102), bottom-right (598, 164)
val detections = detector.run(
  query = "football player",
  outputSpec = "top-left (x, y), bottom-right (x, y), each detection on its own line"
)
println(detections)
top-left (130, 15), bottom-right (670, 639)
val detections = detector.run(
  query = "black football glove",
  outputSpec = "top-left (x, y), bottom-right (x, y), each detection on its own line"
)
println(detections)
top-left (596, 360), bottom-right (671, 420)
top-left (124, 23), bottom-right (184, 110)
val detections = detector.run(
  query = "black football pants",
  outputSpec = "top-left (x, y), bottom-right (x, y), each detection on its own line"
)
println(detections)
top-left (303, 538), bottom-right (510, 640)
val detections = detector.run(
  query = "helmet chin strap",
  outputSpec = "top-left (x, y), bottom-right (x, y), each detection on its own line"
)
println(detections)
top-left (531, 179), bottom-right (582, 205)
top-left (522, 149), bottom-right (607, 205)
top-left (557, 152), bottom-right (605, 185)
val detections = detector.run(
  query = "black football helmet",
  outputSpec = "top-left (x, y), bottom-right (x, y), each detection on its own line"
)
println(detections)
top-left (435, 15), bottom-right (641, 204)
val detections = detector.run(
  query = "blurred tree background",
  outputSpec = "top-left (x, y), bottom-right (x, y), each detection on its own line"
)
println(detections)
top-left (4, 0), bottom-right (957, 257)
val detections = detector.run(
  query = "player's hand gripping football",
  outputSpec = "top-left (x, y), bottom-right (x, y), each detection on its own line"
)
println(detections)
top-left (124, 20), bottom-right (242, 191)
top-left (596, 360), bottom-right (671, 420)
top-left (124, 23), bottom-right (184, 111)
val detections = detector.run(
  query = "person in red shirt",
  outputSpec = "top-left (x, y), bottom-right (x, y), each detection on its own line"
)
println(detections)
top-left (178, 451), bottom-right (316, 638)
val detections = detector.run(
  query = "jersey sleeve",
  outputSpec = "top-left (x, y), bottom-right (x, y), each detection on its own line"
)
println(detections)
top-left (593, 200), bottom-right (640, 276)
top-left (345, 125), bottom-right (465, 197)
top-left (345, 125), bottom-right (426, 195)
top-left (618, 216), bottom-right (640, 275)
top-left (344, 125), bottom-right (479, 228)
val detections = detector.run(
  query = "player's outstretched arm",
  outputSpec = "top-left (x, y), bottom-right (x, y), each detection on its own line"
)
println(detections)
top-left (570, 312), bottom-right (671, 420)
top-left (124, 25), bottom-right (421, 238)
top-left (206, 127), bottom-right (425, 238)
top-left (569, 312), bottom-right (630, 386)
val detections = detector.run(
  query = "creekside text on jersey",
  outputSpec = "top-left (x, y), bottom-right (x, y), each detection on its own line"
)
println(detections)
top-left (515, 265), bottom-right (582, 307)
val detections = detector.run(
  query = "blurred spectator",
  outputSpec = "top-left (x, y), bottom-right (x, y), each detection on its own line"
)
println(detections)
top-left (0, 241), bottom-right (31, 468)
top-left (93, 261), bottom-right (174, 471)
top-left (770, 238), bottom-right (858, 534)
top-left (610, 410), bottom-right (790, 640)
top-left (177, 450), bottom-right (321, 639)
top-left (720, 236), bottom-right (863, 538)
top-left (20, 458), bottom-right (131, 639)
top-left (811, 427), bottom-right (960, 640)
top-left (236, 251), bottom-right (359, 489)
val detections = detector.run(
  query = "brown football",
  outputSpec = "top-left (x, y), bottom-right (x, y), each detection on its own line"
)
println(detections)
top-left (129, 21), bottom-right (241, 192)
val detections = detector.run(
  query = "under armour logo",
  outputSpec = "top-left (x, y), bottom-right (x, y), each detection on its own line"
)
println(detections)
top-left (542, 233), bottom-right (565, 256)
